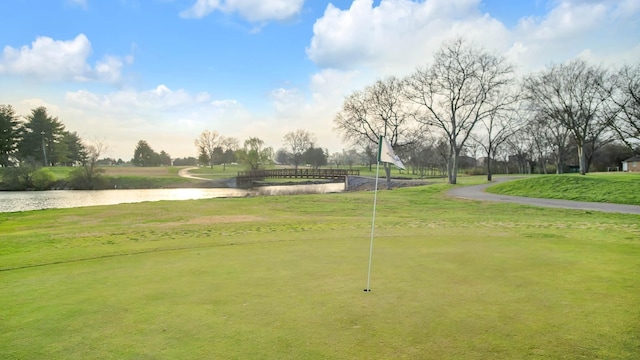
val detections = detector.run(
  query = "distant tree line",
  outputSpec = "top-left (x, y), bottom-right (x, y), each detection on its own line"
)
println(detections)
top-left (132, 140), bottom-right (172, 167)
top-left (276, 129), bottom-right (328, 169)
top-left (194, 130), bottom-right (239, 170)
top-left (193, 129), bottom-right (328, 171)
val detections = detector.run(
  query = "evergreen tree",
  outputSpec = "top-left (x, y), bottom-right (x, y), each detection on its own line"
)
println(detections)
top-left (132, 140), bottom-right (155, 166)
top-left (60, 131), bottom-right (87, 166)
top-left (18, 107), bottom-right (66, 166)
top-left (0, 104), bottom-right (22, 167)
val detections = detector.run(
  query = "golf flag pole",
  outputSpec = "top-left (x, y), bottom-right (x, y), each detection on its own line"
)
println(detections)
top-left (365, 160), bottom-right (381, 292)
top-left (365, 136), bottom-right (405, 292)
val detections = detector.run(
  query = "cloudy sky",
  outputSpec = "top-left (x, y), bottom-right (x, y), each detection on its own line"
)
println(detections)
top-left (1, 0), bottom-right (638, 160)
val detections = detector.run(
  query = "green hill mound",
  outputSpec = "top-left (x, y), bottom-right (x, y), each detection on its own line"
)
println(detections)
top-left (487, 175), bottom-right (640, 205)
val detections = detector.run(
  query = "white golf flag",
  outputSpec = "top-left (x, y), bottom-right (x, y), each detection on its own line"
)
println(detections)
top-left (377, 136), bottom-right (405, 170)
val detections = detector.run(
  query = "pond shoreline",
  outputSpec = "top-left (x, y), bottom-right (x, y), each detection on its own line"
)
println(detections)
top-left (0, 182), bottom-right (349, 213)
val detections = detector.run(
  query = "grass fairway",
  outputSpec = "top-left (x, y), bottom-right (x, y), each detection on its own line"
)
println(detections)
top-left (1, 184), bottom-right (639, 359)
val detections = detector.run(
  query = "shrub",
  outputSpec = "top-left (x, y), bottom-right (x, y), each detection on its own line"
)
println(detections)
top-left (32, 168), bottom-right (56, 190)
top-left (67, 167), bottom-right (107, 189)
top-left (0, 163), bottom-right (38, 190)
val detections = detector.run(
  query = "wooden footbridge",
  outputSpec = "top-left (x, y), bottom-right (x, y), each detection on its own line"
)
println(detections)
top-left (236, 168), bottom-right (360, 187)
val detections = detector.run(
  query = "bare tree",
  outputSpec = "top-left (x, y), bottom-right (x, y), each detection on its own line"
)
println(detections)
top-left (523, 59), bottom-right (615, 175)
top-left (69, 138), bottom-right (107, 189)
top-left (334, 76), bottom-right (416, 188)
top-left (524, 115), bottom-right (552, 174)
top-left (611, 63), bottom-right (640, 153)
top-left (341, 149), bottom-right (361, 170)
top-left (525, 110), bottom-right (572, 174)
top-left (405, 38), bottom-right (517, 184)
top-left (219, 136), bottom-right (239, 170)
top-left (361, 142), bottom-right (376, 171)
top-left (472, 97), bottom-right (521, 181)
top-left (194, 130), bottom-right (220, 168)
top-left (328, 152), bottom-right (342, 168)
top-left (84, 139), bottom-right (106, 176)
top-left (404, 133), bottom-right (442, 177)
top-left (283, 129), bottom-right (316, 169)
top-left (504, 128), bottom-right (533, 174)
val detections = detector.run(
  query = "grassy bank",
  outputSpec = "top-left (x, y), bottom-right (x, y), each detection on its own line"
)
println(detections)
top-left (101, 167), bottom-right (199, 189)
top-left (0, 166), bottom-right (205, 190)
top-left (1, 183), bottom-right (639, 359)
top-left (487, 173), bottom-right (640, 205)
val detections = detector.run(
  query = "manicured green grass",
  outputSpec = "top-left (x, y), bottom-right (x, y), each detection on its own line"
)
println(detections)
top-left (487, 173), bottom-right (640, 205)
top-left (44, 166), bottom-right (74, 180)
top-left (99, 167), bottom-right (203, 188)
top-left (189, 164), bottom-right (247, 179)
top-left (105, 175), bottom-right (198, 188)
top-left (0, 165), bottom-right (75, 180)
top-left (1, 184), bottom-right (639, 359)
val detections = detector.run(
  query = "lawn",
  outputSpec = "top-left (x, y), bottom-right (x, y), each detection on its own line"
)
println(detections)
top-left (1, 183), bottom-right (639, 359)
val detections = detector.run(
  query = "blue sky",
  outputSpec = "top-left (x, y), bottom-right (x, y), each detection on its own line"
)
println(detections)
top-left (1, 0), bottom-right (638, 160)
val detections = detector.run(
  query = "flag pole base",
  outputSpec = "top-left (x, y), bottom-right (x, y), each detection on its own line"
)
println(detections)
top-left (363, 289), bottom-right (371, 292)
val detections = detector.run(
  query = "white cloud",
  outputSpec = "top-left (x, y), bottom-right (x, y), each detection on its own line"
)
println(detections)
top-left (66, 85), bottom-right (213, 112)
top-left (613, 0), bottom-right (640, 18)
top-left (66, 0), bottom-right (88, 9)
top-left (510, 0), bottom-right (640, 69)
top-left (180, 0), bottom-right (304, 22)
top-left (307, 0), bottom-right (509, 73)
top-left (0, 34), bottom-right (92, 80)
top-left (516, 1), bottom-right (608, 41)
top-left (15, 98), bottom-right (62, 116)
top-left (94, 56), bottom-right (126, 83)
top-left (0, 34), bottom-right (131, 83)
top-left (269, 88), bottom-right (305, 115)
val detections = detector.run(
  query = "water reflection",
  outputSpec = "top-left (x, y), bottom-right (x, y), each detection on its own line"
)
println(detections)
top-left (0, 183), bottom-right (345, 213)
top-left (254, 183), bottom-right (344, 196)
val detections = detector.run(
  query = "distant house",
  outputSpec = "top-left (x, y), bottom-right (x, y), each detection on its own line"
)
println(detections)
top-left (622, 156), bottom-right (640, 172)
top-left (458, 155), bottom-right (477, 168)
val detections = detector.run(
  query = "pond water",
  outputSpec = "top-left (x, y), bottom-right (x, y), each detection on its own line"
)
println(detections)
top-left (0, 183), bottom-right (345, 213)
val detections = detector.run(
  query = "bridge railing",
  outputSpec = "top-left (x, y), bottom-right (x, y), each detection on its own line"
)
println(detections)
top-left (237, 168), bottom-right (360, 179)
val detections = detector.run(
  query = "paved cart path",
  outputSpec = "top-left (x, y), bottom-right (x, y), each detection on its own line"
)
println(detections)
top-left (447, 178), bottom-right (640, 215)
top-left (177, 167), bottom-right (210, 180)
